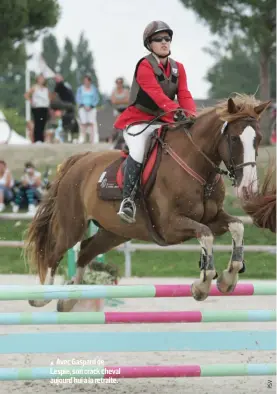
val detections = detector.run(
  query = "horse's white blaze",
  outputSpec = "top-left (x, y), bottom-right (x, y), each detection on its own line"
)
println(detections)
top-left (237, 125), bottom-right (257, 197)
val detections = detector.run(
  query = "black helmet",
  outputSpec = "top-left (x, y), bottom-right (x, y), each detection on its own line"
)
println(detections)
top-left (143, 21), bottom-right (173, 50)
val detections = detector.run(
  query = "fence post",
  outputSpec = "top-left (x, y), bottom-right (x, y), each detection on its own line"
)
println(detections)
top-left (124, 241), bottom-right (132, 278)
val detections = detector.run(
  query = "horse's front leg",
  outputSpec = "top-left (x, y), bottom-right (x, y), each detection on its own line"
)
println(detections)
top-left (165, 216), bottom-right (218, 301)
top-left (207, 210), bottom-right (245, 294)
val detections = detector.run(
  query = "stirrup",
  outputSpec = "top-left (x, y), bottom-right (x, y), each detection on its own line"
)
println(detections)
top-left (117, 198), bottom-right (137, 224)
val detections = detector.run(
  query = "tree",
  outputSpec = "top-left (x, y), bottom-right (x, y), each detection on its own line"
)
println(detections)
top-left (179, 0), bottom-right (276, 143)
top-left (75, 32), bottom-right (99, 87)
top-left (179, 0), bottom-right (275, 100)
top-left (59, 38), bottom-right (76, 90)
top-left (0, 43), bottom-right (27, 115)
top-left (42, 33), bottom-right (60, 72)
top-left (0, 0), bottom-right (60, 65)
top-left (204, 37), bottom-right (276, 99)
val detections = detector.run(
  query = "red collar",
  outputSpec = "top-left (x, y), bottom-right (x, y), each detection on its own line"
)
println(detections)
top-left (158, 60), bottom-right (171, 77)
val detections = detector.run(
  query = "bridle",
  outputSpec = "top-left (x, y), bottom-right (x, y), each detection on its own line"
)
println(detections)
top-left (219, 117), bottom-right (258, 186)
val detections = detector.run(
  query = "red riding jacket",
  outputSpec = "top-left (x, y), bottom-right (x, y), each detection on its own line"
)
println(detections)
top-left (114, 57), bottom-right (196, 130)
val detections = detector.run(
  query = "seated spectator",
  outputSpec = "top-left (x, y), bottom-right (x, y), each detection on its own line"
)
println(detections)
top-left (13, 162), bottom-right (42, 214)
top-left (0, 160), bottom-right (14, 212)
top-left (45, 109), bottom-right (63, 143)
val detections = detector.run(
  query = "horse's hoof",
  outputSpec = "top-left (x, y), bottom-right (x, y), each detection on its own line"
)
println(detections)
top-left (28, 299), bottom-right (50, 307)
top-left (216, 269), bottom-right (238, 294)
top-left (191, 282), bottom-right (209, 301)
top-left (239, 261), bottom-right (246, 273)
top-left (57, 299), bottom-right (77, 312)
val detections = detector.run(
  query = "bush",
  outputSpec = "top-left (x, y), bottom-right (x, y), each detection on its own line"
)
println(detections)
top-left (1, 108), bottom-right (26, 137)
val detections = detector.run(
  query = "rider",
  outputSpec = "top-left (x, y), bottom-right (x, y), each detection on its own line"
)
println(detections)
top-left (115, 21), bottom-right (197, 224)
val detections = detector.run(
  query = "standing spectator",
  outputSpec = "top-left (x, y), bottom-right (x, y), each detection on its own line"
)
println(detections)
top-left (111, 77), bottom-right (130, 117)
top-left (24, 74), bottom-right (50, 143)
top-left (76, 74), bottom-right (100, 143)
top-left (13, 162), bottom-right (42, 214)
top-left (52, 74), bottom-right (78, 139)
top-left (0, 160), bottom-right (14, 212)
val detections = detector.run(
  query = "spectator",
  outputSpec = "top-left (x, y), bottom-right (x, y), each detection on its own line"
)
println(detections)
top-left (24, 74), bottom-right (50, 143)
top-left (0, 160), bottom-right (14, 212)
top-left (76, 74), bottom-right (100, 143)
top-left (111, 77), bottom-right (130, 117)
top-left (13, 162), bottom-right (42, 214)
top-left (51, 74), bottom-right (78, 139)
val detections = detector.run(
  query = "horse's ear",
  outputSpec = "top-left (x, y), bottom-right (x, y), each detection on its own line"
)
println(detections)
top-left (254, 100), bottom-right (271, 115)
top-left (227, 98), bottom-right (238, 114)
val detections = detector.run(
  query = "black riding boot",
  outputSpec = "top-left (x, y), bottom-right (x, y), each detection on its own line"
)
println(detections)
top-left (117, 155), bottom-right (142, 223)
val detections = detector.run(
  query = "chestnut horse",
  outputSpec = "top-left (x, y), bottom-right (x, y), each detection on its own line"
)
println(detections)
top-left (25, 94), bottom-right (270, 312)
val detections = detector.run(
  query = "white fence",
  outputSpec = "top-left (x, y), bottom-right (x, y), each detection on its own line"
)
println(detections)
top-left (0, 213), bottom-right (275, 277)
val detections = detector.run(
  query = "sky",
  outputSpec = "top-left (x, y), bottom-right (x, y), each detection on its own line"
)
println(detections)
top-left (28, 0), bottom-right (217, 98)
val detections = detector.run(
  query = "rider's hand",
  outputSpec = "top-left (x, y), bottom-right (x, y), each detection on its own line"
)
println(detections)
top-left (173, 109), bottom-right (187, 122)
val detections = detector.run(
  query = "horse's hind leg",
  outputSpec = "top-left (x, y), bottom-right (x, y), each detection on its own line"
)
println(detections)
top-left (207, 210), bottom-right (245, 293)
top-left (28, 254), bottom-right (62, 307)
top-left (57, 228), bottom-right (129, 312)
top-left (29, 222), bottom-right (86, 307)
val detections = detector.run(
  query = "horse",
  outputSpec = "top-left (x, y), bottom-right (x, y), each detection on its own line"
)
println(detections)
top-left (241, 162), bottom-right (276, 233)
top-left (24, 94), bottom-right (270, 312)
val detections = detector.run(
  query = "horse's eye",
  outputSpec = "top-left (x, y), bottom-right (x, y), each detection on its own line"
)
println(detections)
top-left (231, 136), bottom-right (240, 142)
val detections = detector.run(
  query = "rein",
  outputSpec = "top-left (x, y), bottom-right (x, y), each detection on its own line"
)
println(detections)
top-left (156, 114), bottom-right (258, 187)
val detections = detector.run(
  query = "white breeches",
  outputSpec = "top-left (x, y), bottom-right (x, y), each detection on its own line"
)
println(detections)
top-left (123, 123), bottom-right (160, 163)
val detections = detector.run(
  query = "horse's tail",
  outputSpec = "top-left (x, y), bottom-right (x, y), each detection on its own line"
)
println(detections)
top-left (241, 161), bottom-right (276, 233)
top-left (24, 152), bottom-right (91, 283)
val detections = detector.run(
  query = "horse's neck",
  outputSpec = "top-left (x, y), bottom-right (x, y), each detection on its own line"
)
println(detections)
top-left (192, 110), bottom-right (222, 154)
top-left (165, 111), bottom-right (222, 179)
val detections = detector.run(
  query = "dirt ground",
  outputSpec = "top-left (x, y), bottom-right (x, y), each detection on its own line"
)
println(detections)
top-left (0, 276), bottom-right (275, 394)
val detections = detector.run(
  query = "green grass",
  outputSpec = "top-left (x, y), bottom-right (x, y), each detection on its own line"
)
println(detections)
top-left (0, 215), bottom-right (275, 279)
top-left (1, 108), bottom-right (26, 137)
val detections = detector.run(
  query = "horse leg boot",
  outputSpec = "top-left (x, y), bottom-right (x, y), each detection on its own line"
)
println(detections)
top-left (117, 155), bottom-right (142, 224)
top-left (217, 222), bottom-right (245, 293)
top-left (206, 211), bottom-right (245, 294)
top-left (191, 231), bottom-right (218, 301)
top-left (164, 215), bottom-right (217, 301)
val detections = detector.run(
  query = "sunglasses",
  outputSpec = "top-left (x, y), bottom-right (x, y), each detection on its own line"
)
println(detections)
top-left (150, 36), bottom-right (171, 43)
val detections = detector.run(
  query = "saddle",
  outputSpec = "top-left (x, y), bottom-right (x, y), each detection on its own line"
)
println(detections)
top-left (97, 125), bottom-right (166, 201)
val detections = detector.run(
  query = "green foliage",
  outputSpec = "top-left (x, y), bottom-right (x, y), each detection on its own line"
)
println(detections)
top-left (41, 32), bottom-right (100, 94)
top-left (0, 0), bottom-right (60, 65)
top-left (179, 0), bottom-right (276, 48)
top-left (59, 38), bottom-right (77, 90)
top-left (0, 43), bottom-right (26, 115)
top-left (42, 34), bottom-right (60, 71)
top-left (75, 32), bottom-right (99, 87)
top-left (179, 0), bottom-right (276, 102)
top-left (204, 36), bottom-right (276, 98)
top-left (1, 108), bottom-right (26, 137)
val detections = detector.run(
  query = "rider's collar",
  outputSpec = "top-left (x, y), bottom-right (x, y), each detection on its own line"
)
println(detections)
top-left (151, 52), bottom-right (170, 64)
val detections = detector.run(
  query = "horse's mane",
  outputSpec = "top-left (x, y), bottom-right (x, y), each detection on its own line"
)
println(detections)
top-left (197, 94), bottom-right (262, 122)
